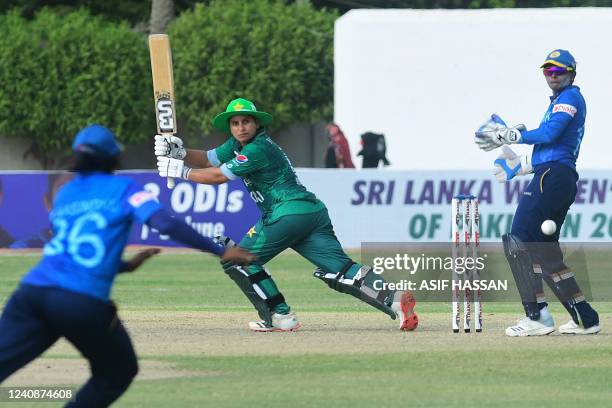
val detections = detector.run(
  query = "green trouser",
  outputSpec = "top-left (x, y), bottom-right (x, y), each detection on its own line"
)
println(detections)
top-left (239, 208), bottom-right (362, 314)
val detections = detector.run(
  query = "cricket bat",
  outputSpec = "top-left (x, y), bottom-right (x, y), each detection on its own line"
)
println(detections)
top-left (148, 34), bottom-right (177, 189)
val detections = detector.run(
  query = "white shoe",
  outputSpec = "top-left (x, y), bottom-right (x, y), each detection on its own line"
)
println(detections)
top-left (391, 291), bottom-right (418, 331)
top-left (248, 312), bottom-right (301, 332)
top-left (559, 319), bottom-right (601, 335)
top-left (505, 315), bottom-right (555, 337)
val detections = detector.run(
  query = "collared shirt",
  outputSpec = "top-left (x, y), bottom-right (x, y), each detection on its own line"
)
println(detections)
top-left (207, 130), bottom-right (324, 224)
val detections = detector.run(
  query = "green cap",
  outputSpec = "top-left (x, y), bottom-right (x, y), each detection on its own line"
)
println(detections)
top-left (212, 98), bottom-right (273, 133)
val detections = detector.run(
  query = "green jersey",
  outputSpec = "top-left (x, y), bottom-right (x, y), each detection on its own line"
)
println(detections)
top-left (208, 130), bottom-right (324, 223)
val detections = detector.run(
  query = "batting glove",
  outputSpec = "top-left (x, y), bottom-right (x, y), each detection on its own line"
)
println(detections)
top-left (157, 156), bottom-right (192, 180)
top-left (493, 146), bottom-right (533, 182)
top-left (154, 135), bottom-right (186, 159)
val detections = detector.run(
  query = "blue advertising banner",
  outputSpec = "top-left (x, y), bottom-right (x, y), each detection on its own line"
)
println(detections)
top-left (3, 169), bottom-right (612, 249)
top-left (0, 171), bottom-right (261, 249)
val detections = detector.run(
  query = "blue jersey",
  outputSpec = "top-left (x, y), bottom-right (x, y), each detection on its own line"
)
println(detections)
top-left (23, 173), bottom-right (162, 301)
top-left (520, 85), bottom-right (586, 169)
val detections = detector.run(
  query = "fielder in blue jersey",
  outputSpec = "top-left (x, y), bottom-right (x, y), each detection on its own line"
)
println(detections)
top-left (0, 125), bottom-right (254, 407)
top-left (475, 49), bottom-right (600, 337)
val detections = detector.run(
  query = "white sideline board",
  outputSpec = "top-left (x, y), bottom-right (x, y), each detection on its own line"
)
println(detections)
top-left (334, 8), bottom-right (612, 170)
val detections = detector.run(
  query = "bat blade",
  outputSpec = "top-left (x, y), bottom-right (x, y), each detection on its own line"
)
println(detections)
top-left (149, 34), bottom-right (177, 189)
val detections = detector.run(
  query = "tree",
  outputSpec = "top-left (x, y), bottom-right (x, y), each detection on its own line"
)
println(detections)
top-left (0, 9), bottom-right (152, 168)
top-left (169, 0), bottom-right (337, 134)
top-left (150, 0), bottom-right (175, 33)
top-left (0, 1), bottom-right (204, 25)
top-left (0, 1), bottom-right (153, 24)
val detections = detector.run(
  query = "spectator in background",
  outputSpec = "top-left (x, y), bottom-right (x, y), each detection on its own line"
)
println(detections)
top-left (358, 131), bottom-right (390, 168)
top-left (0, 177), bottom-right (15, 247)
top-left (324, 123), bottom-right (354, 168)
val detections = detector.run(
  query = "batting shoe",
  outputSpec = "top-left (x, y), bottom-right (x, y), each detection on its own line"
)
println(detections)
top-left (558, 320), bottom-right (601, 335)
top-left (505, 314), bottom-right (555, 337)
top-left (248, 312), bottom-right (301, 332)
top-left (392, 291), bottom-right (419, 331)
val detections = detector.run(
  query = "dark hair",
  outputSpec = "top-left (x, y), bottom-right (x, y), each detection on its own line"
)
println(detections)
top-left (71, 151), bottom-right (119, 174)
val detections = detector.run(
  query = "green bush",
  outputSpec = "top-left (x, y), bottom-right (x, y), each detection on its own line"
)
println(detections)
top-left (170, 0), bottom-right (337, 134)
top-left (0, 1), bottom-right (154, 24)
top-left (0, 2), bottom-right (337, 166)
top-left (0, 9), bottom-right (152, 167)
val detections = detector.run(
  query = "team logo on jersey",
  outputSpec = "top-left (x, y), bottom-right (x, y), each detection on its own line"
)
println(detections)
top-left (235, 154), bottom-right (248, 164)
top-left (553, 103), bottom-right (577, 117)
top-left (247, 226), bottom-right (257, 238)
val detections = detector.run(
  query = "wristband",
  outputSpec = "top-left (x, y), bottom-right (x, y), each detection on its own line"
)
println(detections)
top-left (181, 166), bottom-right (192, 180)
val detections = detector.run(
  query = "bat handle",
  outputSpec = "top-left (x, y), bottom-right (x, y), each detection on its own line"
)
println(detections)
top-left (163, 134), bottom-right (176, 189)
top-left (167, 177), bottom-right (175, 189)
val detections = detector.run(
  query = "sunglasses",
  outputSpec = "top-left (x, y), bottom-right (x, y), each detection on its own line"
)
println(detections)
top-left (543, 66), bottom-right (569, 77)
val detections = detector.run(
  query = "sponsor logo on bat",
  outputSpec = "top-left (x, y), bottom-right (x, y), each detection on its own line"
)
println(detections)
top-left (156, 98), bottom-right (175, 131)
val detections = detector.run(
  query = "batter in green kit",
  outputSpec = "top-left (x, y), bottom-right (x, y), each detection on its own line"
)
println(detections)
top-left (154, 98), bottom-right (418, 332)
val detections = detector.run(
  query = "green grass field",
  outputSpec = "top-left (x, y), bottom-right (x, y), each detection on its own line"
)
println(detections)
top-left (1, 251), bottom-right (611, 407)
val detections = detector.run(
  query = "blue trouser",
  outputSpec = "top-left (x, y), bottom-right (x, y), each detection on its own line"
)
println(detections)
top-left (0, 284), bottom-right (138, 407)
top-left (510, 161), bottom-right (578, 273)
top-left (510, 162), bottom-right (598, 326)
top-left (511, 161), bottom-right (577, 243)
top-left (512, 162), bottom-right (578, 273)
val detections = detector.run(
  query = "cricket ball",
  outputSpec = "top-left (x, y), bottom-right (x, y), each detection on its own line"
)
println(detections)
top-left (541, 220), bottom-right (557, 236)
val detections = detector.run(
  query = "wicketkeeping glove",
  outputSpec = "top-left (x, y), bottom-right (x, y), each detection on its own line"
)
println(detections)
top-left (154, 135), bottom-right (186, 159)
top-left (474, 114), bottom-right (525, 151)
top-left (157, 156), bottom-right (192, 180)
top-left (493, 146), bottom-right (533, 182)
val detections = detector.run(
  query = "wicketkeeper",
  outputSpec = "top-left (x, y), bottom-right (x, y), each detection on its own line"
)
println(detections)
top-left (155, 97), bottom-right (418, 332)
top-left (475, 49), bottom-right (600, 336)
